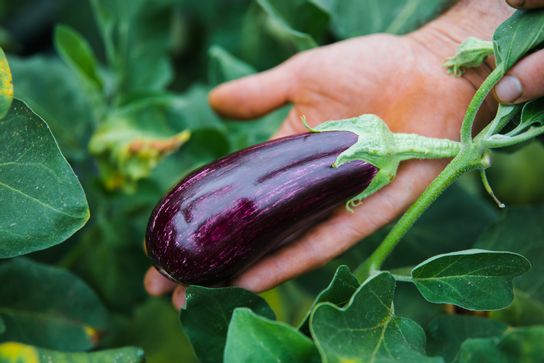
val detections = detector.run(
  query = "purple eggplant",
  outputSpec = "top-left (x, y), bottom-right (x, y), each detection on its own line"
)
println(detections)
top-left (145, 131), bottom-right (377, 285)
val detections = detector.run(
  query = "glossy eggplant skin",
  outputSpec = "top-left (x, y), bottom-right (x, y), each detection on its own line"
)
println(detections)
top-left (145, 131), bottom-right (377, 285)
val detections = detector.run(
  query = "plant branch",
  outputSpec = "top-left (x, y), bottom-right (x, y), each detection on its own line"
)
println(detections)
top-left (484, 125), bottom-right (544, 148)
top-left (460, 66), bottom-right (504, 143)
top-left (354, 149), bottom-right (481, 281)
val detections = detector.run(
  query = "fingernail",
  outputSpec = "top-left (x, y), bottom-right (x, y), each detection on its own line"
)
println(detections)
top-left (495, 75), bottom-right (523, 103)
top-left (507, 0), bottom-right (525, 7)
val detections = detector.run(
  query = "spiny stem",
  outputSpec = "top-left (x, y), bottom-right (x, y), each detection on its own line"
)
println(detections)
top-left (460, 67), bottom-right (504, 144)
top-left (392, 133), bottom-right (462, 160)
top-left (354, 151), bottom-right (479, 281)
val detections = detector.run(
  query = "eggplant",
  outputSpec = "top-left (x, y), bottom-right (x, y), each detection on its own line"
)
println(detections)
top-left (145, 131), bottom-right (377, 285)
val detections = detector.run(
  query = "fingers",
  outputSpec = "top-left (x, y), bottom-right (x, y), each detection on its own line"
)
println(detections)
top-left (172, 285), bottom-right (187, 310)
top-left (233, 159), bottom-right (446, 292)
top-left (209, 61), bottom-right (297, 120)
top-left (506, 0), bottom-right (544, 9)
top-left (495, 48), bottom-right (544, 104)
top-left (144, 267), bottom-right (176, 295)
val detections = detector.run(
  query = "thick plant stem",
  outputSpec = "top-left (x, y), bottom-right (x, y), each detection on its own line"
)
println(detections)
top-left (354, 151), bottom-right (479, 281)
top-left (460, 67), bottom-right (504, 144)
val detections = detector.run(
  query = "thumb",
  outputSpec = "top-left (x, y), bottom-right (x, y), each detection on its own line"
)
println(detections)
top-left (495, 48), bottom-right (544, 104)
top-left (506, 0), bottom-right (544, 9)
top-left (209, 61), bottom-right (297, 119)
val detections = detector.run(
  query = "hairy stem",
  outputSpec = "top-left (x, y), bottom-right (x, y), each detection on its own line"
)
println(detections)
top-left (484, 125), bottom-right (544, 148)
top-left (460, 66), bottom-right (504, 143)
top-left (354, 149), bottom-right (481, 281)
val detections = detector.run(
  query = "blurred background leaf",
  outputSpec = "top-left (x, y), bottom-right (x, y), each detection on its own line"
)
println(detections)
top-left (0, 258), bottom-right (107, 351)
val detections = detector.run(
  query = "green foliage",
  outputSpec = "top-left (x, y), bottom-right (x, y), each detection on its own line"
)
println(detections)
top-left (475, 207), bottom-right (544, 325)
top-left (493, 9), bottom-right (544, 71)
top-left (224, 308), bottom-right (320, 363)
top-left (326, 0), bottom-right (453, 39)
top-left (453, 326), bottom-right (544, 363)
top-left (412, 249), bottom-right (530, 311)
top-left (1, 2), bottom-right (543, 363)
top-left (180, 286), bottom-right (275, 363)
top-left (8, 56), bottom-right (97, 162)
top-left (0, 258), bottom-right (108, 351)
top-left (298, 265), bottom-right (358, 335)
top-left (0, 342), bottom-right (144, 363)
top-left (54, 25), bottom-right (103, 90)
top-left (311, 272), bottom-right (442, 363)
top-left (426, 315), bottom-right (508, 362)
top-left (0, 100), bottom-right (89, 258)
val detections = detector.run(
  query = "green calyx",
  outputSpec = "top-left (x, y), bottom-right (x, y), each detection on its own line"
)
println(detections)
top-left (304, 115), bottom-right (462, 211)
top-left (443, 37), bottom-right (494, 77)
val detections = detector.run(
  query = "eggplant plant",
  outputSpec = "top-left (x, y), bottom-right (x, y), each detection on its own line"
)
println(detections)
top-left (1, 1), bottom-right (544, 363)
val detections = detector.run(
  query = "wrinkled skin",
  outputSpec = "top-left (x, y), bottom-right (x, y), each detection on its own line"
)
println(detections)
top-left (144, 0), bottom-right (514, 309)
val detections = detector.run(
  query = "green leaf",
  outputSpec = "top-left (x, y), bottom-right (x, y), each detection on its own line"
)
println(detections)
top-left (255, 0), bottom-right (329, 51)
top-left (0, 342), bottom-right (144, 363)
top-left (298, 265), bottom-right (359, 335)
top-left (0, 48), bottom-right (12, 119)
top-left (0, 258), bottom-right (108, 351)
top-left (8, 56), bottom-right (97, 162)
top-left (520, 97), bottom-right (544, 128)
top-left (310, 272), bottom-right (442, 363)
top-left (326, 0), bottom-right (453, 39)
top-left (0, 99), bottom-right (89, 258)
top-left (475, 206), bottom-right (544, 325)
top-left (89, 105), bottom-right (190, 192)
top-left (224, 308), bottom-right (320, 363)
top-left (493, 9), bottom-right (544, 71)
top-left (180, 285), bottom-right (275, 363)
top-left (90, 0), bottom-right (174, 96)
top-left (426, 315), bottom-right (508, 362)
top-left (54, 25), bottom-right (103, 90)
top-left (208, 45), bottom-right (255, 87)
top-left (453, 326), bottom-right (544, 363)
top-left (411, 249), bottom-right (531, 310)
top-left (443, 37), bottom-right (494, 77)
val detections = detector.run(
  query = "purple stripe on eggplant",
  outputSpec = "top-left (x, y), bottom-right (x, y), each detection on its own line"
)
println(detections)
top-left (145, 131), bottom-right (377, 285)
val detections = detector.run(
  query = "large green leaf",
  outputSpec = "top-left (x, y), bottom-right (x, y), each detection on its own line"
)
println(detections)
top-left (0, 342), bottom-right (144, 363)
top-left (298, 265), bottom-right (359, 335)
top-left (325, 0), bottom-right (453, 39)
top-left (453, 326), bottom-right (544, 363)
top-left (0, 99), bottom-right (89, 258)
top-left (224, 308), bottom-right (320, 363)
top-left (412, 249), bottom-right (530, 311)
top-left (493, 9), bottom-right (544, 71)
top-left (0, 258), bottom-right (108, 351)
top-left (475, 206), bottom-right (544, 325)
top-left (0, 48), bottom-right (12, 119)
top-left (180, 285), bottom-right (275, 363)
top-left (54, 25), bottom-right (103, 90)
top-left (8, 56), bottom-right (97, 162)
top-left (310, 272), bottom-right (442, 363)
top-left (426, 315), bottom-right (508, 363)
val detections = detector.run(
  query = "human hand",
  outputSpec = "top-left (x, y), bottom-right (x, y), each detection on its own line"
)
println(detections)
top-left (495, 0), bottom-right (544, 103)
top-left (145, 1), bottom-right (512, 309)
